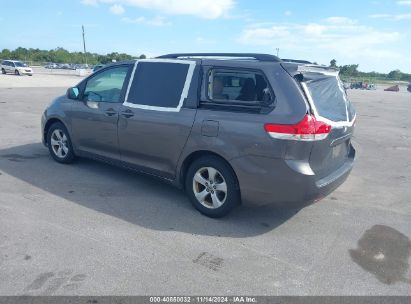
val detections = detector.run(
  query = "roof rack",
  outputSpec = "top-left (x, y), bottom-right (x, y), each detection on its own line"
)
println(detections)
top-left (282, 59), bottom-right (313, 64)
top-left (156, 53), bottom-right (281, 62)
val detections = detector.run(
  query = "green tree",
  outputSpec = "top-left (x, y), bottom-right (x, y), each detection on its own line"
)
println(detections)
top-left (330, 59), bottom-right (337, 68)
top-left (0, 46), bottom-right (145, 65)
top-left (339, 64), bottom-right (359, 77)
top-left (387, 70), bottom-right (402, 80)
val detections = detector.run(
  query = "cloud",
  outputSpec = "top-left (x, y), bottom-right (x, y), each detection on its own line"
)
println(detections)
top-left (82, 0), bottom-right (234, 19)
top-left (239, 26), bottom-right (290, 43)
top-left (325, 16), bottom-right (357, 25)
top-left (284, 11), bottom-right (292, 17)
top-left (237, 19), bottom-right (404, 71)
top-left (238, 20), bottom-right (400, 48)
top-left (109, 4), bottom-right (125, 15)
top-left (370, 13), bottom-right (411, 20)
top-left (397, 0), bottom-right (411, 5)
top-left (122, 16), bottom-right (171, 26)
top-left (81, 0), bottom-right (98, 6)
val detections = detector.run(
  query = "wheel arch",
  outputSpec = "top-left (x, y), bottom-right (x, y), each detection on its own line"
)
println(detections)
top-left (43, 118), bottom-right (70, 146)
top-left (179, 150), bottom-right (240, 192)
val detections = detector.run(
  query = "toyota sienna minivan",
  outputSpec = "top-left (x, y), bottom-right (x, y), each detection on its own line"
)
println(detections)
top-left (41, 53), bottom-right (356, 217)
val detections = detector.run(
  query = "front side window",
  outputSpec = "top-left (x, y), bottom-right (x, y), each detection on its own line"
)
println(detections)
top-left (83, 66), bottom-right (129, 103)
top-left (207, 69), bottom-right (274, 106)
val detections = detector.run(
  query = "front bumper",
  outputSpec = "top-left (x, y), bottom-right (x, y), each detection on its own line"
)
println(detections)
top-left (18, 68), bottom-right (33, 75)
top-left (41, 112), bottom-right (47, 146)
top-left (230, 145), bottom-right (356, 207)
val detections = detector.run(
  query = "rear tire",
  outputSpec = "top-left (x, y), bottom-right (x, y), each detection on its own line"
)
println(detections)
top-left (185, 155), bottom-right (240, 218)
top-left (47, 122), bottom-right (76, 164)
top-left (14, 69), bottom-right (20, 76)
top-left (1, 68), bottom-right (5, 74)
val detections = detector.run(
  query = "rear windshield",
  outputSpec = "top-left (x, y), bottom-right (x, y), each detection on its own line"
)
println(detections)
top-left (302, 73), bottom-right (355, 122)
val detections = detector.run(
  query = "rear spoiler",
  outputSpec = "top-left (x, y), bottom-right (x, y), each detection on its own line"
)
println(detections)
top-left (281, 62), bottom-right (339, 77)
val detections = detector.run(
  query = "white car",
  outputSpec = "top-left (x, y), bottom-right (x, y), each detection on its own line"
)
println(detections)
top-left (1, 60), bottom-right (33, 76)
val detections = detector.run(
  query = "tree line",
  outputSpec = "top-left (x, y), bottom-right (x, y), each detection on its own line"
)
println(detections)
top-left (330, 59), bottom-right (410, 82)
top-left (1, 48), bottom-right (409, 81)
top-left (0, 47), bottom-right (146, 65)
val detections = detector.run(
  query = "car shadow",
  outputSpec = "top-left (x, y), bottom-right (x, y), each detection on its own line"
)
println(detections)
top-left (0, 143), bottom-right (302, 238)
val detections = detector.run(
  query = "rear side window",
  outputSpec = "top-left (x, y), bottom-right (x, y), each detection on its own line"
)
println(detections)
top-left (125, 60), bottom-right (195, 111)
top-left (303, 73), bottom-right (354, 123)
top-left (206, 68), bottom-right (274, 107)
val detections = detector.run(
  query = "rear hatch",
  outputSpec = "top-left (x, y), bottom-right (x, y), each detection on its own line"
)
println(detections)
top-left (282, 63), bottom-right (356, 179)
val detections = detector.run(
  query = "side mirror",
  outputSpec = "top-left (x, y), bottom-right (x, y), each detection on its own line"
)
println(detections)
top-left (67, 87), bottom-right (80, 100)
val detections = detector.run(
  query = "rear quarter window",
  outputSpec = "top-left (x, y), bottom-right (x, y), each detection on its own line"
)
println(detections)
top-left (204, 68), bottom-right (275, 109)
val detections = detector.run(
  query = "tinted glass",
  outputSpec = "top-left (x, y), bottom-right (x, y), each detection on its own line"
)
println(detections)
top-left (304, 73), bottom-right (353, 122)
top-left (84, 66), bottom-right (129, 103)
top-left (14, 62), bottom-right (26, 67)
top-left (127, 62), bottom-right (189, 108)
top-left (208, 69), bottom-right (273, 105)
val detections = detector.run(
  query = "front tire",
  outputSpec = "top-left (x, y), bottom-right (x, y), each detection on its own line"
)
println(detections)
top-left (47, 122), bottom-right (76, 164)
top-left (15, 69), bottom-right (20, 76)
top-left (185, 156), bottom-right (240, 218)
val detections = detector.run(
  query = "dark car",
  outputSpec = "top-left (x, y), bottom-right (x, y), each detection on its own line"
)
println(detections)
top-left (41, 53), bottom-right (356, 218)
top-left (93, 64), bottom-right (105, 72)
top-left (408, 83), bottom-right (411, 93)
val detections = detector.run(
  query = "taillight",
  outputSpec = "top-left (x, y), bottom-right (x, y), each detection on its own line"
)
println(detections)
top-left (264, 114), bottom-right (331, 141)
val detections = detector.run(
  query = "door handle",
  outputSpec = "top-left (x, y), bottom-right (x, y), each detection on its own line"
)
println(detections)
top-left (121, 109), bottom-right (134, 118)
top-left (104, 108), bottom-right (117, 116)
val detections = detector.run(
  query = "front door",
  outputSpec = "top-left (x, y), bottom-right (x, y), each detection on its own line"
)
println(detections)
top-left (70, 65), bottom-right (131, 160)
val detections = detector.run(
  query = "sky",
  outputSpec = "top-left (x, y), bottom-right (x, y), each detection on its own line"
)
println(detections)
top-left (0, 0), bottom-right (410, 73)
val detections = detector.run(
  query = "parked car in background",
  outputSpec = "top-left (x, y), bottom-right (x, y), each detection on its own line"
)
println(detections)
top-left (75, 64), bottom-right (90, 70)
top-left (93, 64), bottom-right (105, 72)
top-left (408, 83), bottom-right (411, 92)
top-left (1, 60), bottom-right (33, 76)
top-left (45, 63), bottom-right (58, 69)
top-left (60, 64), bottom-right (71, 70)
top-left (41, 53), bottom-right (356, 218)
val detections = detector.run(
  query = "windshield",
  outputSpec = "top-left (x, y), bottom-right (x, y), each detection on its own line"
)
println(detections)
top-left (302, 72), bottom-right (355, 123)
top-left (14, 62), bottom-right (27, 67)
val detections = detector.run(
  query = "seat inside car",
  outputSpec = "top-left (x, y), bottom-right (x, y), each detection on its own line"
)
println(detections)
top-left (237, 78), bottom-right (256, 101)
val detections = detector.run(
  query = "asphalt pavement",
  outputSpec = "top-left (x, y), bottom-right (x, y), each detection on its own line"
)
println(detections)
top-left (0, 77), bottom-right (410, 295)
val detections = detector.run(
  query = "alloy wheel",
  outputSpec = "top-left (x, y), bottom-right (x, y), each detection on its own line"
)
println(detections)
top-left (50, 129), bottom-right (69, 159)
top-left (192, 167), bottom-right (228, 209)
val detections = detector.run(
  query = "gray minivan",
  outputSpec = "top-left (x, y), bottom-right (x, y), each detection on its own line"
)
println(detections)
top-left (41, 53), bottom-right (356, 217)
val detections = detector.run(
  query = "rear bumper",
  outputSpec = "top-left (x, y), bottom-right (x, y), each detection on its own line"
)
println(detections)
top-left (230, 145), bottom-right (355, 207)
